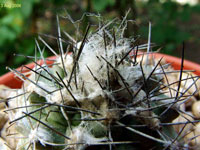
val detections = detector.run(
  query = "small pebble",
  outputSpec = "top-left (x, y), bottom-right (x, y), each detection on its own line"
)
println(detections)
top-left (172, 113), bottom-right (194, 136)
top-left (192, 101), bottom-right (200, 118)
top-left (185, 131), bottom-right (200, 147)
top-left (1, 121), bottom-right (18, 149)
top-left (185, 123), bottom-right (200, 147)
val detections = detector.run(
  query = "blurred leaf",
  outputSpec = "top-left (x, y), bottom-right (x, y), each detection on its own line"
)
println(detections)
top-left (21, 0), bottom-right (33, 18)
top-left (92, 0), bottom-right (115, 12)
top-left (51, 0), bottom-right (69, 5)
top-left (0, 54), bottom-right (6, 63)
top-left (192, 4), bottom-right (200, 13)
top-left (0, 26), bottom-right (16, 45)
top-left (179, 4), bottom-right (192, 21)
top-left (1, 14), bottom-right (14, 25)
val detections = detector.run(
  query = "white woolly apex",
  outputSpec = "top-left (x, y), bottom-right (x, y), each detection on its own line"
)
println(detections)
top-left (118, 64), bottom-right (143, 87)
top-left (57, 54), bottom-right (73, 73)
top-left (68, 127), bottom-right (107, 150)
top-left (51, 26), bottom-right (142, 105)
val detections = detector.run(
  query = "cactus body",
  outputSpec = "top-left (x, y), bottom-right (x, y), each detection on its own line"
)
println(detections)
top-left (1, 16), bottom-right (200, 150)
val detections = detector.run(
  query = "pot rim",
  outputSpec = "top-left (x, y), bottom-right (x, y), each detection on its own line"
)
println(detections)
top-left (0, 53), bottom-right (199, 89)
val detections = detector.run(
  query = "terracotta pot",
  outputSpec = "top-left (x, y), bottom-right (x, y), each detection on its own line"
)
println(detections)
top-left (0, 56), bottom-right (57, 89)
top-left (153, 53), bottom-right (200, 75)
top-left (0, 53), bottom-right (200, 89)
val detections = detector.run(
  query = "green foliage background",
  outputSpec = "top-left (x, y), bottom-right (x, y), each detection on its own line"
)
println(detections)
top-left (0, 0), bottom-right (200, 75)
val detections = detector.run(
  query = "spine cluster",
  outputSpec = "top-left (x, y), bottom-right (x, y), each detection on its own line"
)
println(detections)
top-left (0, 16), bottom-right (200, 150)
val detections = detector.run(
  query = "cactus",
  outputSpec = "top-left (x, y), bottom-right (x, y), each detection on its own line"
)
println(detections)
top-left (1, 14), bottom-right (200, 150)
